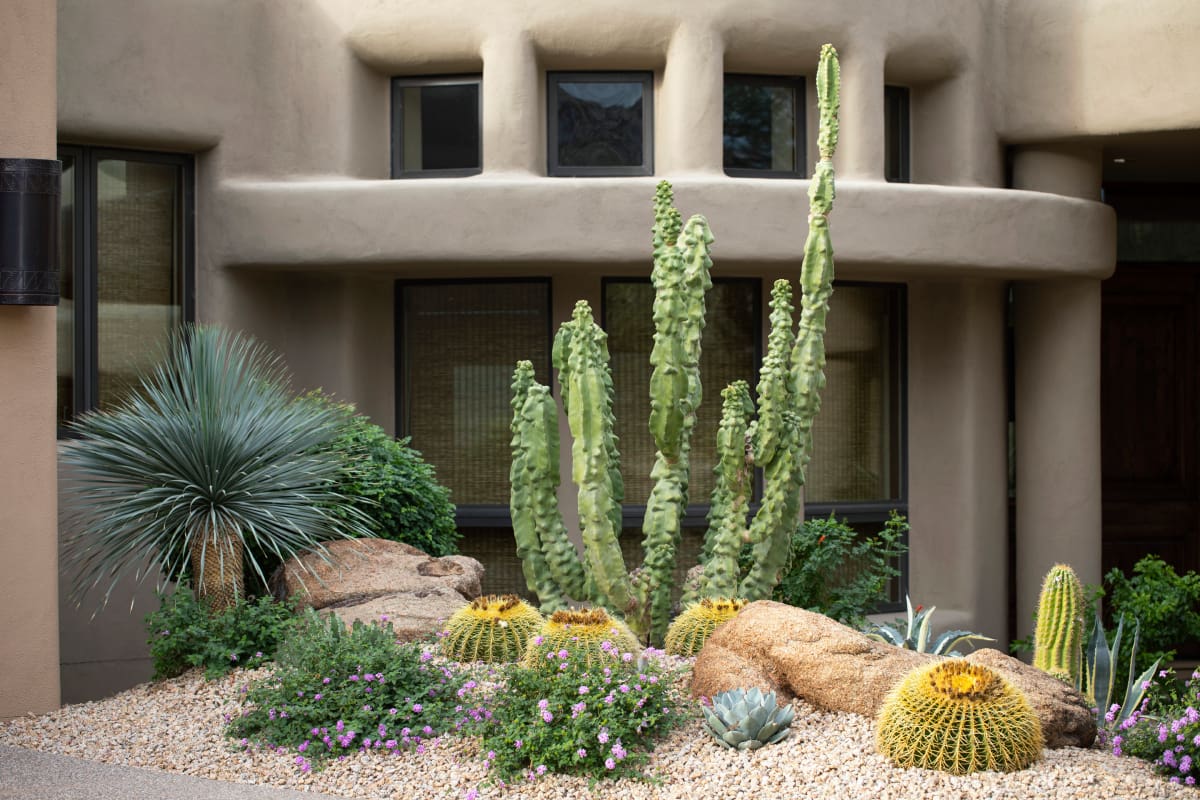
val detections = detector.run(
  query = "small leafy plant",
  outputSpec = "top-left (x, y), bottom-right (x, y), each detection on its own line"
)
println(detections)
top-left (759, 511), bottom-right (908, 628)
top-left (862, 595), bottom-right (993, 656)
top-left (1110, 667), bottom-right (1200, 787)
top-left (1104, 555), bottom-right (1200, 684)
top-left (145, 589), bottom-right (296, 679)
top-left (477, 637), bottom-right (687, 782)
top-left (227, 609), bottom-right (469, 771)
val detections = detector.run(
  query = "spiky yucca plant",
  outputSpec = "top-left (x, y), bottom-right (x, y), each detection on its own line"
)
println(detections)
top-left (61, 324), bottom-right (374, 612)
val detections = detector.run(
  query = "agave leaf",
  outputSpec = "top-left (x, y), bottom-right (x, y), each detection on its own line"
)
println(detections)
top-left (765, 727), bottom-right (791, 745)
top-left (744, 705), bottom-right (770, 734)
top-left (1118, 657), bottom-right (1162, 728)
top-left (722, 730), bottom-right (750, 747)
top-left (737, 739), bottom-right (761, 750)
top-left (757, 720), bottom-right (781, 740)
top-left (776, 704), bottom-right (796, 727)
top-left (929, 629), bottom-right (995, 656)
top-left (701, 707), bottom-right (729, 735)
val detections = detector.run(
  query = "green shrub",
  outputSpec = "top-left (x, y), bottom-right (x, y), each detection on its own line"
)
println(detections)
top-left (1109, 667), bottom-right (1200, 787)
top-left (1105, 555), bottom-right (1200, 687)
top-left (227, 609), bottom-right (469, 771)
top-left (750, 511), bottom-right (908, 627)
top-left (328, 408), bottom-right (459, 557)
top-left (146, 589), bottom-right (296, 679)
top-left (478, 639), bottom-right (688, 782)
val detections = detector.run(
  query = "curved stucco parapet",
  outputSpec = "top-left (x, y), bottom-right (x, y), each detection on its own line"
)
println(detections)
top-left (210, 177), bottom-right (1114, 280)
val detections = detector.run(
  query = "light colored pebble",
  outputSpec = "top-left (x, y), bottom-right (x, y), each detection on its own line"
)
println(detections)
top-left (0, 665), bottom-right (1191, 800)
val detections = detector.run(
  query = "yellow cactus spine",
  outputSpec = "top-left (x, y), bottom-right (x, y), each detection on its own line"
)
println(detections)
top-left (664, 597), bottom-right (747, 656)
top-left (1032, 563), bottom-right (1085, 684)
top-left (876, 660), bottom-right (1044, 775)
top-left (441, 595), bottom-right (545, 664)
top-left (523, 607), bottom-right (642, 669)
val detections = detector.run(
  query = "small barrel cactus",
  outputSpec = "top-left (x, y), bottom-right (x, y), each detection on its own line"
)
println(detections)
top-left (876, 660), bottom-right (1043, 775)
top-left (665, 597), bottom-right (747, 656)
top-left (701, 687), bottom-right (795, 750)
top-left (1032, 563), bottom-right (1085, 684)
top-left (441, 595), bottom-right (545, 664)
top-left (522, 607), bottom-right (642, 669)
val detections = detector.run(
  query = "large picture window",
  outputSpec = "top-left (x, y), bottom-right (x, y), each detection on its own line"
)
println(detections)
top-left (547, 72), bottom-right (654, 177)
top-left (396, 280), bottom-right (552, 596)
top-left (56, 146), bottom-right (194, 430)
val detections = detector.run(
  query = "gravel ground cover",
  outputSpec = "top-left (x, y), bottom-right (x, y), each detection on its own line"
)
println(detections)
top-left (1, 666), bottom-right (1192, 800)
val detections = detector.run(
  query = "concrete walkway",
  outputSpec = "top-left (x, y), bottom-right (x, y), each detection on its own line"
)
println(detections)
top-left (0, 745), bottom-right (345, 800)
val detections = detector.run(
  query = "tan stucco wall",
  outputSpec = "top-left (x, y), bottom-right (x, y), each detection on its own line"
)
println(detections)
top-left (0, 0), bottom-right (60, 719)
top-left (47, 0), bottom-right (1196, 700)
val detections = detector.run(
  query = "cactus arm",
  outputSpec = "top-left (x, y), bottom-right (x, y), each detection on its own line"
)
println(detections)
top-left (637, 211), bottom-right (714, 641)
top-left (559, 301), bottom-right (631, 613)
top-left (738, 413), bottom-right (803, 600)
top-left (752, 281), bottom-right (797, 466)
top-left (696, 381), bottom-right (754, 599)
top-left (509, 362), bottom-right (572, 610)
top-left (1032, 564), bottom-right (1085, 683)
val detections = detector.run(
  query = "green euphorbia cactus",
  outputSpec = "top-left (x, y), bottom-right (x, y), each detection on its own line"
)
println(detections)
top-left (509, 44), bottom-right (842, 644)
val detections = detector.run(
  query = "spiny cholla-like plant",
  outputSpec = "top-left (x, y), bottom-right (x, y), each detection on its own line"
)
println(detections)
top-left (441, 595), bottom-right (545, 664)
top-left (522, 607), bottom-right (642, 669)
top-left (509, 44), bottom-right (842, 645)
top-left (1032, 563), bottom-right (1085, 684)
top-left (701, 687), bottom-right (796, 750)
top-left (664, 597), bottom-right (747, 657)
top-left (876, 660), bottom-right (1043, 775)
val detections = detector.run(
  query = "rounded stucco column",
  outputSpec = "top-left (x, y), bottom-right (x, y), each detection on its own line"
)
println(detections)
top-left (656, 23), bottom-right (724, 175)
top-left (906, 279), bottom-right (1008, 640)
top-left (0, 0), bottom-right (60, 719)
top-left (481, 31), bottom-right (540, 174)
top-left (1012, 144), bottom-right (1105, 644)
top-left (837, 43), bottom-right (885, 180)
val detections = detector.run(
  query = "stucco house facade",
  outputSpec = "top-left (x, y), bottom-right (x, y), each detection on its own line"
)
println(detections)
top-left (2, 0), bottom-right (1198, 716)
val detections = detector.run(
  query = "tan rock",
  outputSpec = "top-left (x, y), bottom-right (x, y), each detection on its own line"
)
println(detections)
top-left (275, 538), bottom-right (483, 608)
top-left (690, 600), bottom-right (1097, 749)
top-left (318, 586), bottom-right (466, 643)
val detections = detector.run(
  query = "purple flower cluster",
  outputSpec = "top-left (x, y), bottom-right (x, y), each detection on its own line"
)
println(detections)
top-left (1109, 668), bottom-right (1200, 786)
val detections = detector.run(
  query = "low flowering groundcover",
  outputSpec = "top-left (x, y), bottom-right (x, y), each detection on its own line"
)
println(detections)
top-left (224, 623), bottom-right (691, 782)
top-left (1107, 668), bottom-right (1200, 787)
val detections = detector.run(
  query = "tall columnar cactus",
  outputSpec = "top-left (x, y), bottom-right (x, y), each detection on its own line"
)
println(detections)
top-left (509, 45), bottom-right (841, 644)
top-left (1032, 563), bottom-right (1085, 684)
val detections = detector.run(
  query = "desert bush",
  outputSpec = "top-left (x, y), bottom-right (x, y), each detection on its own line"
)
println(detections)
top-left (146, 589), bottom-right (295, 679)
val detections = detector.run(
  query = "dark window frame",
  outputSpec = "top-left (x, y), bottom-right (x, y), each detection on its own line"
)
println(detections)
top-left (56, 145), bottom-right (195, 436)
top-left (547, 71), bottom-right (655, 177)
top-left (722, 74), bottom-right (806, 179)
top-left (885, 85), bottom-right (911, 183)
top-left (390, 74), bottom-right (483, 179)
top-left (393, 276), bottom-right (554, 527)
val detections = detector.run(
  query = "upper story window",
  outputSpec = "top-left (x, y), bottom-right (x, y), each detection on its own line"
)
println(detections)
top-left (885, 85), bottom-right (911, 183)
top-left (57, 146), bottom-right (194, 431)
top-left (723, 75), bottom-right (805, 178)
top-left (547, 72), bottom-right (653, 177)
top-left (391, 76), bottom-right (482, 178)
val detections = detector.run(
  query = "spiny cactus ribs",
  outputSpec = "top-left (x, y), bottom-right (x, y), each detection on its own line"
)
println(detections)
top-left (665, 597), bottom-right (747, 656)
top-left (441, 594), bottom-right (545, 664)
top-left (1032, 563), bottom-right (1084, 684)
top-left (876, 660), bottom-right (1043, 775)
top-left (523, 607), bottom-right (642, 668)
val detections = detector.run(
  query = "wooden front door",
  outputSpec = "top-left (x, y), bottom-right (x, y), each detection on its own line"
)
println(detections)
top-left (1101, 264), bottom-right (1200, 584)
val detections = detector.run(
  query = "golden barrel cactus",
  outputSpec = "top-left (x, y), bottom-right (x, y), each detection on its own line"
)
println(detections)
top-left (442, 595), bottom-right (545, 663)
top-left (665, 597), bottom-right (747, 656)
top-left (522, 607), bottom-right (642, 668)
top-left (876, 660), bottom-right (1043, 775)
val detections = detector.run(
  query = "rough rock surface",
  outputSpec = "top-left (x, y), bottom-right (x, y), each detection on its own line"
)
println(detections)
top-left (273, 539), bottom-right (484, 639)
top-left (690, 600), bottom-right (1096, 749)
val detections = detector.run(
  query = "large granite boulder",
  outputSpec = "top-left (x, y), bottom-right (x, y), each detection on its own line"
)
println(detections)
top-left (272, 539), bottom-right (484, 640)
top-left (690, 600), bottom-right (1096, 749)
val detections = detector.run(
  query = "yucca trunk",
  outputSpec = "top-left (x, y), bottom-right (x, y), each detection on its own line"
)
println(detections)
top-left (190, 526), bottom-right (245, 611)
